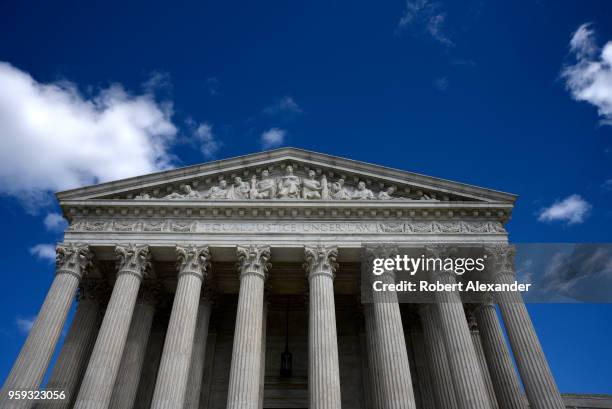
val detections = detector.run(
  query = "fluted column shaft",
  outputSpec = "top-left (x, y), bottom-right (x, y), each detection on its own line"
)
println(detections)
top-left (407, 331), bottom-right (435, 409)
top-left (486, 244), bottom-right (564, 409)
top-left (2, 244), bottom-right (92, 409)
top-left (369, 268), bottom-right (416, 409)
top-left (419, 304), bottom-right (459, 409)
top-left (475, 302), bottom-right (527, 409)
top-left (496, 283), bottom-right (564, 409)
top-left (258, 299), bottom-right (268, 409)
top-left (108, 288), bottom-right (157, 409)
top-left (74, 245), bottom-right (151, 409)
top-left (305, 245), bottom-right (341, 409)
top-left (470, 329), bottom-right (500, 409)
top-left (151, 246), bottom-right (210, 409)
top-left (37, 292), bottom-right (101, 409)
top-left (226, 245), bottom-right (271, 409)
top-left (433, 270), bottom-right (492, 409)
top-left (184, 295), bottom-right (213, 409)
top-left (364, 304), bottom-right (384, 409)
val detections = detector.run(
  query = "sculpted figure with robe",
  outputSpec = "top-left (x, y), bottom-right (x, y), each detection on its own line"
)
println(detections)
top-left (277, 165), bottom-right (301, 199)
top-left (302, 170), bottom-right (322, 199)
top-left (351, 181), bottom-right (375, 200)
top-left (331, 178), bottom-right (351, 200)
top-left (208, 179), bottom-right (230, 199)
top-left (377, 186), bottom-right (396, 200)
top-left (251, 169), bottom-right (276, 199)
top-left (230, 176), bottom-right (251, 199)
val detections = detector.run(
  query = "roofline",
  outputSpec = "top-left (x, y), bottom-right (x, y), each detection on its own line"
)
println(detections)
top-left (55, 147), bottom-right (518, 203)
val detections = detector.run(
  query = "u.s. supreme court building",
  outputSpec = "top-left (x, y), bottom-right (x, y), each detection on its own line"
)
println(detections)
top-left (2, 148), bottom-right (611, 409)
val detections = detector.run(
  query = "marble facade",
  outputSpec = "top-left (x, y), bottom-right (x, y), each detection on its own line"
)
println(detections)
top-left (2, 148), bottom-right (607, 409)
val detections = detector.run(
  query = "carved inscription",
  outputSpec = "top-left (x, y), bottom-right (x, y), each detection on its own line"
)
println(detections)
top-left (68, 219), bottom-right (506, 234)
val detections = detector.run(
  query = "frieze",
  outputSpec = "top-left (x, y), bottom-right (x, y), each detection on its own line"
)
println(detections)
top-left (68, 219), bottom-right (506, 234)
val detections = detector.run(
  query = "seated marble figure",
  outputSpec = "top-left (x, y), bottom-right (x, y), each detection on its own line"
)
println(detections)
top-left (351, 181), bottom-right (375, 200)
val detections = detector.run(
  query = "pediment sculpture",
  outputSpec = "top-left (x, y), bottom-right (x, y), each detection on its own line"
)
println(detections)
top-left (134, 166), bottom-right (440, 201)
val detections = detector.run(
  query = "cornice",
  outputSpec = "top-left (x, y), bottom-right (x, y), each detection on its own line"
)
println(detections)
top-left (60, 199), bottom-right (513, 224)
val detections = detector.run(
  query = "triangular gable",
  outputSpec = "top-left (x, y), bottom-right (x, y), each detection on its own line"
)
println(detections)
top-left (56, 148), bottom-right (516, 204)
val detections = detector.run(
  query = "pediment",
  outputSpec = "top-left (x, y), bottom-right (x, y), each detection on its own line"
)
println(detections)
top-left (56, 148), bottom-right (516, 204)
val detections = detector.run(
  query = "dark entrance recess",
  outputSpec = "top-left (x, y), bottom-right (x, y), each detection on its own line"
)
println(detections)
top-left (280, 299), bottom-right (292, 377)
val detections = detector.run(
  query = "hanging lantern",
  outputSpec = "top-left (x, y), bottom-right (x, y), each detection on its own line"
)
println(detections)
top-left (280, 300), bottom-right (293, 377)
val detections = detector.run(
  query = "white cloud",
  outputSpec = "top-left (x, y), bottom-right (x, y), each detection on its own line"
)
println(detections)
top-left (205, 77), bottom-right (220, 96)
top-left (142, 71), bottom-right (172, 93)
top-left (16, 316), bottom-right (36, 334)
top-left (538, 194), bottom-right (592, 225)
top-left (43, 212), bottom-right (68, 232)
top-left (516, 259), bottom-right (534, 285)
top-left (569, 24), bottom-right (598, 60)
top-left (264, 96), bottom-right (302, 116)
top-left (397, 0), bottom-right (453, 46)
top-left (0, 62), bottom-right (178, 209)
top-left (260, 128), bottom-right (286, 149)
top-left (192, 123), bottom-right (220, 159)
top-left (433, 76), bottom-right (449, 91)
top-left (602, 179), bottom-right (612, 191)
top-left (29, 243), bottom-right (56, 262)
top-left (562, 23), bottom-right (612, 125)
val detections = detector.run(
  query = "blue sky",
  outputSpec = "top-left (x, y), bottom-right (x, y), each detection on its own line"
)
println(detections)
top-left (1, 0), bottom-right (611, 394)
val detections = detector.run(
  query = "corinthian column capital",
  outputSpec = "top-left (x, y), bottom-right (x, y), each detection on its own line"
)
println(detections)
top-left (236, 245), bottom-right (271, 280)
top-left (424, 243), bottom-right (457, 260)
top-left (115, 244), bottom-right (152, 280)
top-left (56, 243), bottom-right (93, 280)
top-left (363, 244), bottom-right (399, 261)
top-left (176, 245), bottom-right (211, 281)
top-left (483, 243), bottom-right (516, 278)
top-left (304, 245), bottom-right (338, 280)
top-left (424, 244), bottom-right (458, 281)
top-left (363, 244), bottom-right (399, 283)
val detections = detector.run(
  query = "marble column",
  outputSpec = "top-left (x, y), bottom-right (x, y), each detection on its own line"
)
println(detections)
top-left (151, 245), bottom-right (211, 409)
top-left (474, 298), bottom-right (527, 409)
top-left (133, 317), bottom-right (167, 409)
top-left (258, 295), bottom-right (269, 409)
top-left (304, 245), bottom-right (341, 409)
top-left (408, 330), bottom-right (436, 409)
top-left (108, 285), bottom-right (158, 409)
top-left (364, 304), bottom-right (384, 409)
top-left (365, 246), bottom-right (417, 409)
top-left (466, 309), bottom-right (500, 409)
top-left (74, 244), bottom-right (151, 409)
top-left (37, 282), bottom-right (104, 409)
top-left (419, 304), bottom-right (459, 409)
top-left (226, 245), bottom-right (271, 409)
top-left (485, 245), bottom-right (565, 409)
top-left (184, 288), bottom-right (214, 409)
top-left (1, 244), bottom-right (92, 409)
top-left (427, 245), bottom-right (492, 409)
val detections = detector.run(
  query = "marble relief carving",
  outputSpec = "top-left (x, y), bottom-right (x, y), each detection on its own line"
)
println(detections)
top-left (132, 166), bottom-right (441, 201)
top-left (68, 219), bottom-right (506, 234)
